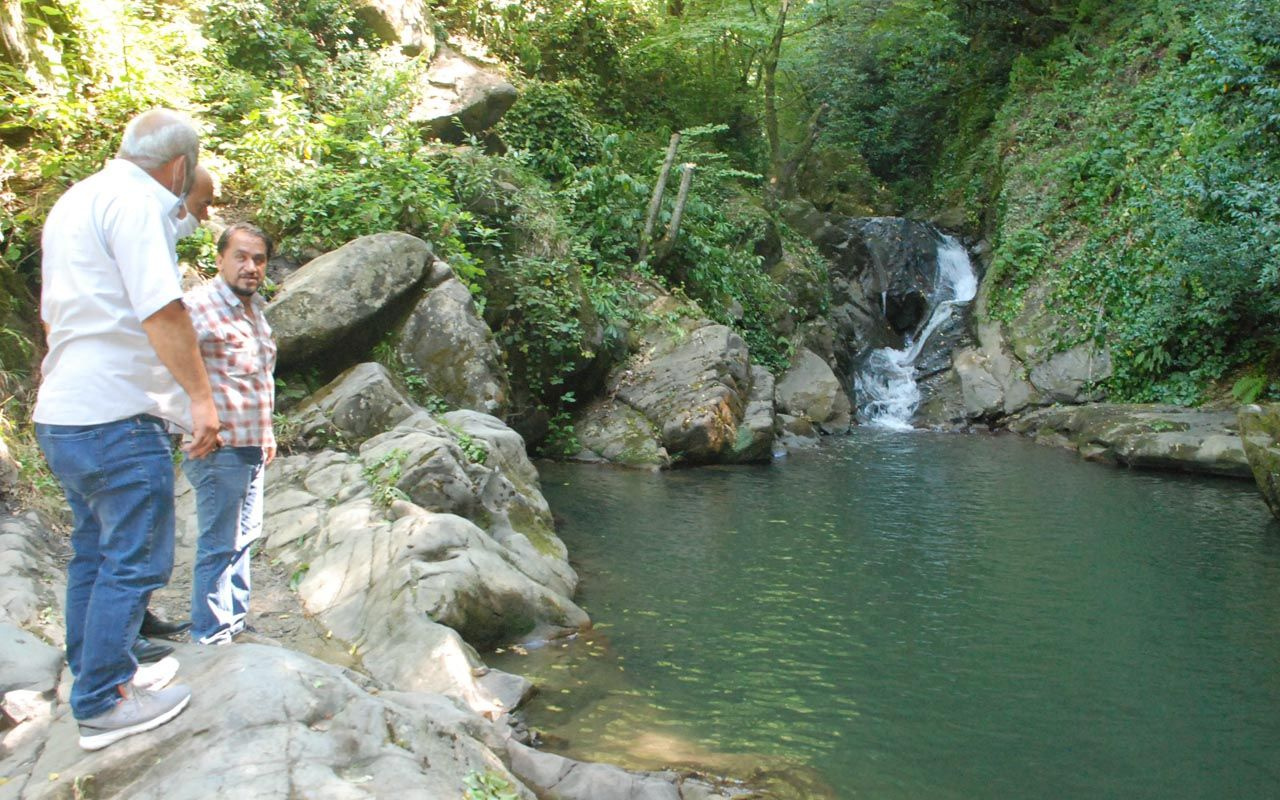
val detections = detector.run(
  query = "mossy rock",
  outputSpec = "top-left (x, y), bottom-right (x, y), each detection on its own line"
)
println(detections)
top-left (1238, 404), bottom-right (1280, 520)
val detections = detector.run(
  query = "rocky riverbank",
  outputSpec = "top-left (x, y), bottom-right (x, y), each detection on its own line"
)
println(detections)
top-left (1006, 403), bottom-right (1251, 479)
top-left (1, 227), bottom-right (851, 798)
top-left (0, 440), bottom-right (770, 799)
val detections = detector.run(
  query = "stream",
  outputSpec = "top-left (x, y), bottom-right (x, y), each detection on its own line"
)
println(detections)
top-left (496, 430), bottom-right (1280, 799)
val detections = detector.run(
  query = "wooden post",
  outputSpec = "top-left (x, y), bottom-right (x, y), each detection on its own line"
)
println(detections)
top-left (652, 163), bottom-right (695, 264)
top-left (638, 132), bottom-right (681, 264)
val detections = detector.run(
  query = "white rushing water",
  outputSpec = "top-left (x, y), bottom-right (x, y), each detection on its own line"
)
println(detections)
top-left (855, 235), bottom-right (977, 429)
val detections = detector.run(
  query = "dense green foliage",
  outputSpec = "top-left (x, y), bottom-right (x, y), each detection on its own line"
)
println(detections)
top-left (792, 0), bottom-right (1279, 403)
top-left (980, 0), bottom-right (1280, 403)
top-left (2, 0), bottom-right (1277, 435)
top-left (0, 0), bottom-right (820, 442)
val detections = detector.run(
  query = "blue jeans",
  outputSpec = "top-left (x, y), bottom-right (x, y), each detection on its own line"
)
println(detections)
top-left (36, 415), bottom-right (176, 720)
top-left (183, 446), bottom-right (264, 643)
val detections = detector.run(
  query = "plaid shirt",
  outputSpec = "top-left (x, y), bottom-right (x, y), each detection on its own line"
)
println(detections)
top-left (185, 277), bottom-right (276, 450)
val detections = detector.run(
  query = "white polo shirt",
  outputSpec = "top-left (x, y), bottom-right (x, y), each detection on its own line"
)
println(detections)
top-left (34, 159), bottom-right (191, 429)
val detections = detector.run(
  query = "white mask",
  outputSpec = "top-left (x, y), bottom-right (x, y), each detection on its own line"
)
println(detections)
top-left (173, 208), bottom-right (201, 239)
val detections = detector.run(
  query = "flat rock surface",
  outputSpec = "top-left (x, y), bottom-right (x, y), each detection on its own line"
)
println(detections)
top-left (1007, 403), bottom-right (1250, 479)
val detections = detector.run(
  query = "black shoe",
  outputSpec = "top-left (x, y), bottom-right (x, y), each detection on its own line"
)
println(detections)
top-left (140, 609), bottom-right (191, 640)
top-left (132, 636), bottom-right (174, 664)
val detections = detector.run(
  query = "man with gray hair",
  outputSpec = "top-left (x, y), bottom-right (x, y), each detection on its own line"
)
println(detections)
top-left (35, 108), bottom-right (221, 750)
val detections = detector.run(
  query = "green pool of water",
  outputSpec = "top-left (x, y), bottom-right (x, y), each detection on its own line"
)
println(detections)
top-left (494, 430), bottom-right (1280, 799)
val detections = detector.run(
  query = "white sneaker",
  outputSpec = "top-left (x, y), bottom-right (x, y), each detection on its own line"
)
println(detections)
top-left (132, 656), bottom-right (179, 692)
top-left (197, 628), bottom-right (235, 646)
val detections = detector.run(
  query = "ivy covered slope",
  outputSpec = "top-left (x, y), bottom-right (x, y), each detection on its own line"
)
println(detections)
top-left (783, 0), bottom-right (1278, 407)
top-left (970, 0), bottom-right (1280, 406)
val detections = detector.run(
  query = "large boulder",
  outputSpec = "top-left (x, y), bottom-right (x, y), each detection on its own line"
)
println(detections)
top-left (946, 322), bottom-right (1038, 422)
top-left (726, 365), bottom-right (779, 463)
top-left (774, 349), bottom-right (851, 435)
top-left (1027, 342), bottom-right (1111, 403)
top-left (986, 275), bottom-right (1110, 410)
top-left (919, 283), bottom-right (1040, 427)
top-left (358, 413), bottom-right (572, 591)
top-left (439, 409), bottom-right (577, 593)
top-left (951, 348), bottom-right (1003, 418)
top-left (267, 233), bottom-right (435, 368)
top-left (610, 322), bottom-right (763, 465)
top-left (292, 361), bottom-right (418, 447)
top-left (409, 46), bottom-right (518, 142)
top-left (572, 399), bottom-right (671, 470)
top-left (1009, 403), bottom-right (1250, 478)
top-left (257, 446), bottom-right (572, 713)
top-left (271, 404), bottom-right (587, 655)
top-left (355, 0), bottom-right (436, 56)
top-left (1238, 404), bottom-right (1280, 520)
top-left (396, 277), bottom-right (510, 417)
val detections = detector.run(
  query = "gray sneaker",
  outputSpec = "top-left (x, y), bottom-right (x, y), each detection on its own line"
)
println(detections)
top-left (77, 682), bottom-right (192, 751)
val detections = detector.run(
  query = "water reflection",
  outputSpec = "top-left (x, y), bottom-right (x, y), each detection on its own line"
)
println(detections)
top-left (497, 431), bottom-right (1280, 799)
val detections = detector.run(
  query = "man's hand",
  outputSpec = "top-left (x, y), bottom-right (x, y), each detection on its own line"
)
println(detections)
top-left (185, 396), bottom-right (221, 458)
top-left (264, 444), bottom-right (277, 465)
top-left (141, 300), bottom-right (221, 452)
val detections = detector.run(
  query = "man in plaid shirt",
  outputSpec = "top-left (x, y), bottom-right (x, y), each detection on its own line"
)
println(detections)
top-left (183, 222), bottom-right (277, 645)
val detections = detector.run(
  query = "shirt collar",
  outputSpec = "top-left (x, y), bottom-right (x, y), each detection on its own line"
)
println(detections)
top-left (104, 158), bottom-right (181, 209)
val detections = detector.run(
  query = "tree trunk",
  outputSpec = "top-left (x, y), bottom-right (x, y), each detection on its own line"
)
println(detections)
top-left (638, 132), bottom-right (681, 264)
top-left (778, 102), bottom-right (828, 197)
top-left (762, 0), bottom-right (790, 202)
top-left (1, 0), bottom-right (31, 71)
top-left (652, 163), bottom-right (695, 265)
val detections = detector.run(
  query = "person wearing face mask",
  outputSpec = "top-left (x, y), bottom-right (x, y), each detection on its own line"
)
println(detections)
top-left (128, 162), bottom-right (220, 660)
top-left (34, 108), bottom-right (221, 750)
top-left (171, 165), bottom-right (216, 240)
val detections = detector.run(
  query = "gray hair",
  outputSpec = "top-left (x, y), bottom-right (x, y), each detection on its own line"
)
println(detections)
top-left (117, 109), bottom-right (199, 189)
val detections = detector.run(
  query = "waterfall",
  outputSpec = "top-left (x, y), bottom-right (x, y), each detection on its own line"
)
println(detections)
top-left (854, 235), bottom-right (977, 430)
